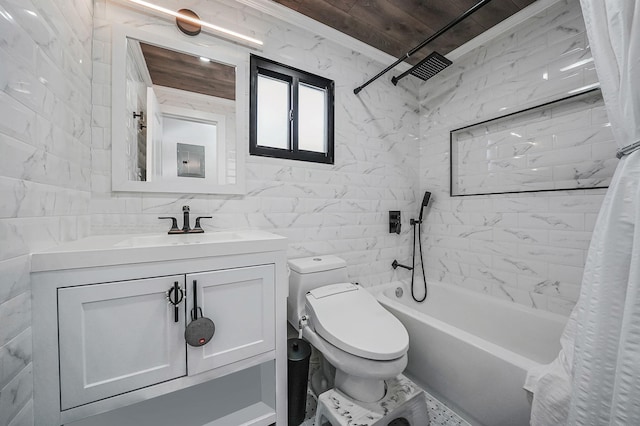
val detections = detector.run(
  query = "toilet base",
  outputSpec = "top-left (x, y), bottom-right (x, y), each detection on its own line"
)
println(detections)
top-left (334, 369), bottom-right (385, 402)
top-left (314, 374), bottom-right (430, 426)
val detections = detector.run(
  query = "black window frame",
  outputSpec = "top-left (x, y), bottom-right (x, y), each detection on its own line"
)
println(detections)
top-left (249, 54), bottom-right (335, 164)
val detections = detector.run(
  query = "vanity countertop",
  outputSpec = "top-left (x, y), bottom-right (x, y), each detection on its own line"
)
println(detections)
top-left (31, 230), bottom-right (287, 272)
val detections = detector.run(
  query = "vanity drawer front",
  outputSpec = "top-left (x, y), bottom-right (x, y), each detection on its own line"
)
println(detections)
top-left (58, 275), bottom-right (187, 410)
top-left (186, 264), bottom-right (275, 375)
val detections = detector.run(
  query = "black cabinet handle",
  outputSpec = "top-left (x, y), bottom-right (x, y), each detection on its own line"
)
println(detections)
top-left (166, 281), bottom-right (184, 323)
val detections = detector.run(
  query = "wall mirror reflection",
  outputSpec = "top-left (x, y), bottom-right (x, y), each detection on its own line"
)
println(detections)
top-left (112, 27), bottom-right (247, 194)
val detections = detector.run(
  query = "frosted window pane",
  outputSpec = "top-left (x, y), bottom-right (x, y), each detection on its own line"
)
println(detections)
top-left (298, 84), bottom-right (327, 153)
top-left (257, 75), bottom-right (289, 149)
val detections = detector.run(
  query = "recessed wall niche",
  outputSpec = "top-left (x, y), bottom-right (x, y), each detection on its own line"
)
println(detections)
top-left (450, 89), bottom-right (617, 196)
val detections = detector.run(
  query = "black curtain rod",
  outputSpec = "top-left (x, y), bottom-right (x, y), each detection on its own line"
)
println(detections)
top-left (353, 0), bottom-right (494, 95)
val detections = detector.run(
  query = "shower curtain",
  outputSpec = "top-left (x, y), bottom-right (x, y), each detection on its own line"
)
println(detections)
top-left (527, 1), bottom-right (640, 425)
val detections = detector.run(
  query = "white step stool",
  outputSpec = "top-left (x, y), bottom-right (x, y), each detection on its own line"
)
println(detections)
top-left (314, 374), bottom-right (430, 426)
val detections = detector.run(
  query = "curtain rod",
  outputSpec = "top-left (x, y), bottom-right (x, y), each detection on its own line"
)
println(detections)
top-left (353, 0), bottom-right (494, 95)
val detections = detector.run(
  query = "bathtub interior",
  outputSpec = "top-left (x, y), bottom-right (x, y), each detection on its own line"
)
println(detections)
top-left (373, 280), bottom-right (570, 426)
top-left (378, 281), bottom-right (568, 364)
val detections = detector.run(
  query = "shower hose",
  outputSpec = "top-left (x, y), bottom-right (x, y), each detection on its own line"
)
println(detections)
top-left (410, 219), bottom-right (427, 302)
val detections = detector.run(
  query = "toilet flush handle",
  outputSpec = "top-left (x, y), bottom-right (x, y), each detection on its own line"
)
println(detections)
top-left (298, 315), bottom-right (308, 339)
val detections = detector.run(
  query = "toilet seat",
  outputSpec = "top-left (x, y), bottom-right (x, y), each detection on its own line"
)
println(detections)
top-left (305, 283), bottom-right (409, 361)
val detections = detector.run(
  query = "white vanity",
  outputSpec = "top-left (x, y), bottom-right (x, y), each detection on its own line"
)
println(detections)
top-left (31, 230), bottom-right (287, 426)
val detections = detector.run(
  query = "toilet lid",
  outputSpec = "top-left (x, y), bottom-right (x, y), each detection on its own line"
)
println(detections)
top-left (305, 283), bottom-right (409, 361)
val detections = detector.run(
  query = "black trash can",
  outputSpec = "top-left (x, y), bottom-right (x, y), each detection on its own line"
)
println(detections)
top-left (287, 338), bottom-right (312, 426)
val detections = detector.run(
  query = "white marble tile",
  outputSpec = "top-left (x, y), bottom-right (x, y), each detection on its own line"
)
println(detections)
top-left (0, 18), bottom-right (93, 425)
top-left (584, 212), bottom-right (600, 232)
top-left (458, 277), bottom-right (493, 295)
top-left (0, 256), bottom-right (29, 305)
top-left (469, 265), bottom-right (518, 287)
top-left (518, 275), bottom-right (581, 302)
top-left (548, 193), bottom-right (607, 212)
top-left (493, 227), bottom-right (549, 245)
top-left (493, 256), bottom-right (548, 278)
top-left (0, 49), bottom-right (48, 115)
top-left (518, 243), bottom-right (585, 267)
top-left (7, 399), bottom-right (33, 426)
top-left (426, 246), bottom-right (492, 269)
top-left (0, 328), bottom-right (32, 390)
top-left (0, 92), bottom-right (37, 147)
top-left (0, 362), bottom-right (32, 426)
top-left (548, 263), bottom-right (585, 286)
top-left (469, 240), bottom-right (518, 258)
top-left (0, 292), bottom-right (30, 348)
top-left (0, 0), bottom-right (93, 418)
top-left (492, 283), bottom-right (538, 307)
top-left (493, 196), bottom-right (549, 213)
top-left (516, 32), bottom-right (587, 77)
top-left (517, 1), bottom-right (581, 46)
top-left (518, 212), bottom-right (585, 230)
top-left (0, 5), bottom-right (38, 68)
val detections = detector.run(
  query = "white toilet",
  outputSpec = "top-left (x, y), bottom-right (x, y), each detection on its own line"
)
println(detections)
top-left (287, 255), bottom-right (410, 403)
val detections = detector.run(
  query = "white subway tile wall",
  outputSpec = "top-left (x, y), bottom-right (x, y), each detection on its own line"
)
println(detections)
top-left (419, 0), bottom-right (606, 315)
top-left (451, 89), bottom-right (616, 195)
top-left (0, 0), bottom-right (93, 424)
top-left (91, 0), bottom-right (420, 286)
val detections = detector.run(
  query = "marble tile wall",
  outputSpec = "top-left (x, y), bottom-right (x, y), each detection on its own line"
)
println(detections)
top-left (91, 0), bottom-right (421, 287)
top-left (418, 0), bottom-right (606, 315)
top-left (0, 0), bottom-right (93, 424)
top-left (451, 89), bottom-right (616, 195)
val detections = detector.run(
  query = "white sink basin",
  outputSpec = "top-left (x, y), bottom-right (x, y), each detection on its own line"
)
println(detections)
top-left (31, 230), bottom-right (287, 272)
top-left (114, 232), bottom-right (240, 247)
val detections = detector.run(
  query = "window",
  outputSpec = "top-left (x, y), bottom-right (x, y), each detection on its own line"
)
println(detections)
top-left (250, 55), bottom-right (334, 164)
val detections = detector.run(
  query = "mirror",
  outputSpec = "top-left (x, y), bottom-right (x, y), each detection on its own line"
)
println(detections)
top-left (112, 27), bottom-right (247, 194)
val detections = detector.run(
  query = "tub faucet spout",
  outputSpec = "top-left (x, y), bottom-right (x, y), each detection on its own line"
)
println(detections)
top-left (392, 260), bottom-right (413, 271)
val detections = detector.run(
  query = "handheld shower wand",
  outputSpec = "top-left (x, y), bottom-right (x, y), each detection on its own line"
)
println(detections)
top-left (412, 191), bottom-right (432, 225)
top-left (408, 191), bottom-right (432, 302)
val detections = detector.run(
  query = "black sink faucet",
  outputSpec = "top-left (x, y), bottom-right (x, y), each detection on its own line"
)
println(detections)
top-left (182, 205), bottom-right (191, 233)
top-left (158, 205), bottom-right (212, 234)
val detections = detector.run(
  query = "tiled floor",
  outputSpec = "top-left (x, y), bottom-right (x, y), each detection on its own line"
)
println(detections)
top-left (296, 346), bottom-right (469, 425)
top-left (423, 392), bottom-right (470, 426)
top-left (298, 388), bottom-right (470, 426)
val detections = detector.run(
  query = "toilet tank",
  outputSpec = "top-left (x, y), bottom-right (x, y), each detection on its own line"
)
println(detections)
top-left (287, 255), bottom-right (348, 327)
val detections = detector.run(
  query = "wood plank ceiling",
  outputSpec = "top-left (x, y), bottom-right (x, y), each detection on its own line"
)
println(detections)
top-left (140, 42), bottom-right (236, 100)
top-left (139, 1), bottom-right (536, 95)
top-left (273, 0), bottom-right (537, 65)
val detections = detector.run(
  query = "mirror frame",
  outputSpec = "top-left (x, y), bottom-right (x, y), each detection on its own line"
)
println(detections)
top-left (111, 25), bottom-right (247, 194)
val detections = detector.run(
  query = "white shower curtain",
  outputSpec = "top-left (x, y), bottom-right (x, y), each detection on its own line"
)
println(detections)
top-left (528, 1), bottom-right (640, 425)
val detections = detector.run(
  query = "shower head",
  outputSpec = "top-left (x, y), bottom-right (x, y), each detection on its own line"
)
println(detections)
top-left (410, 52), bottom-right (452, 81)
top-left (391, 52), bottom-right (452, 85)
top-left (418, 191), bottom-right (432, 223)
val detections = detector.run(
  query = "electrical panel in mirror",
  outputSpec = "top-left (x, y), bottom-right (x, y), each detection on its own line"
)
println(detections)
top-left (111, 27), bottom-right (247, 194)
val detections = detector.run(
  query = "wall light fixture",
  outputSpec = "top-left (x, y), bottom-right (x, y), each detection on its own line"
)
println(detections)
top-left (125, 0), bottom-right (263, 46)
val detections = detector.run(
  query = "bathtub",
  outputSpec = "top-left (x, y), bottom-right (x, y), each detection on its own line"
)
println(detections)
top-left (374, 281), bottom-right (568, 426)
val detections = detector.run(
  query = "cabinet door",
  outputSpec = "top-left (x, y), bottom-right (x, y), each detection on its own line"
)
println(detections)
top-left (186, 265), bottom-right (275, 375)
top-left (58, 276), bottom-right (187, 410)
